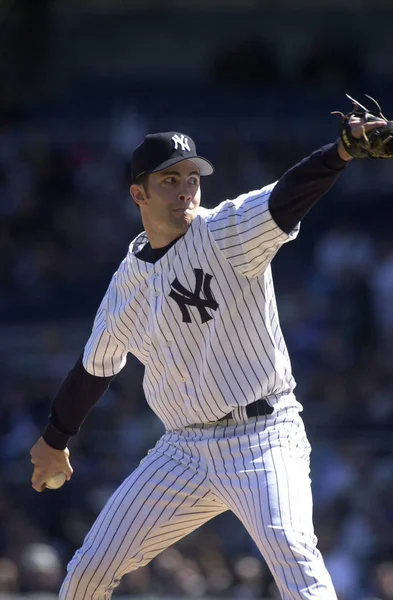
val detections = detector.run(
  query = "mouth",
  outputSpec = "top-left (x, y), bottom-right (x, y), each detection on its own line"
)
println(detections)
top-left (173, 206), bottom-right (193, 213)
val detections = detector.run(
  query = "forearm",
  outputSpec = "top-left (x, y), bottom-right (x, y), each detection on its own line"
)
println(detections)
top-left (269, 141), bottom-right (349, 234)
top-left (43, 354), bottom-right (116, 450)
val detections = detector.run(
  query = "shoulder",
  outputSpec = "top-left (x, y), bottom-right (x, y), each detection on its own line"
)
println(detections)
top-left (199, 182), bottom-right (277, 224)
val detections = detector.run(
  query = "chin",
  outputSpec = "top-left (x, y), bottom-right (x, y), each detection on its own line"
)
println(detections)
top-left (172, 212), bottom-right (195, 230)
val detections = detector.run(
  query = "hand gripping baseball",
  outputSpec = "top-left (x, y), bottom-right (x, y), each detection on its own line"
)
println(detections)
top-left (30, 437), bottom-right (73, 492)
top-left (333, 94), bottom-right (393, 159)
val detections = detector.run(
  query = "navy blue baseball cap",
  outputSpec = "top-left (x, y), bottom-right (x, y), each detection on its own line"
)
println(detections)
top-left (131, 131), bottom-right (214, 183)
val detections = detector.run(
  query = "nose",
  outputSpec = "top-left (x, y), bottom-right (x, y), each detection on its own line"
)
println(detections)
top-left (177, 190), bottom-right (192, 202)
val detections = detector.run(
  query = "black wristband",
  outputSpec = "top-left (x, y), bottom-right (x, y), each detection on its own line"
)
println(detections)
top-left (42, 422), bottom-right (71, 450)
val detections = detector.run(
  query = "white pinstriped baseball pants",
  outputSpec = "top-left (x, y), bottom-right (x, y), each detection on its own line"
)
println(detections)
top-left (59, 407), bottom-right (337, 600)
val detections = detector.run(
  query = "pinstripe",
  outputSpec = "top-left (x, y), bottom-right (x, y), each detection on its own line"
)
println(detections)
top-left (90, 328), bottom-right (105, 376)
top-left (155, 269), bottom-right (216, 423)
top-left (211, 209), bottom-right (273, 239)
top-left (82, 451), bottom-right (183, 597)
top-left (202, 416), bottom-right (300, 600)
top-left (177, 239), bottom-right (232, 415)
top-left (203, 439), bottom-right (238, 511)
top-left (68, 451), bottom-right (169, 598)
top-left (188, 232), bottom-right (248, 402)
top-left (203, 427), bottom-right (282, 598)
top-left (144, 344), bottom-right (186, 427)
top-left (220, 266), bottom-right (279, 389)
top-left (110, 283), bottom-right (131, 346)
top-left (276, 420), bottom-right (320, 593)
top-left (143, 367), bottom-right (179, 430)
top-left (235, 435), bottom-right (260, 536)
top-left (248, 273), bottom-right (281, 392)
top-left (148, 281), bottom-right (213, 423)
top-left (197, 228), bottom-right (261, 396)
top-left (223, 437), bottom-right (259, 540)
top-left (104, 336), bottom-right (112, 378)
top-left (193, 247), bottom-right (255, 399)
top-left (263, 425), bottom-right (300, 600)
top-left (207, 190), bottom-right (272, 230)
top-left (246, 424), bottom-right (289, 600)
top-left (221, 226), bottom-right (282, 253)
top-left (116, 268), bottom-right (147, 351)
top-left (121, 473), bottom-right (211, 561)
top-left (267, 427), bottom-right (305, 597)
top-left (92, 457), bottom-right (195, 593)
top-left (227, 239), bottom-right (277, 271)
top-left (204, 229), bottom-right (270, 383)
top-left (129, 491), bottom-right (226, 570)
top-left (145, 266), bottom-right (204, 422)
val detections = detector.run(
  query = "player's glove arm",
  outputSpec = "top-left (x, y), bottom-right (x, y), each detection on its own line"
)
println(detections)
top-left (42, 353), bottom-right (116, 450)
top-left (269, 142), bottom-right (348, 234)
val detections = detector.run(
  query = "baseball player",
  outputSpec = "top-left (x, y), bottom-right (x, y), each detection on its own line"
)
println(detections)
top-left (30, 97), bottom-right (393, 600)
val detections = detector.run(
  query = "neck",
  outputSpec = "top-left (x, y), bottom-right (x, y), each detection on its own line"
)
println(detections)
top-left (142, 217), bottom-right (189, 249)
top-left (144, 227), bottom-right (185, 249)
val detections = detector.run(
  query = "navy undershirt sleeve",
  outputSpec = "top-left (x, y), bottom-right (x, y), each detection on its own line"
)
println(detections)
top-left (269, 142), bottom-right (348, 234)
top-left (42, 355), bottom-right (115, 450)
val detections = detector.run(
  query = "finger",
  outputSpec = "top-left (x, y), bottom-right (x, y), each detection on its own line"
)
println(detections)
top-left (32, 482), bottom-right (46, 493)
top-left (363, 120), bottom-right (387, 132)
top-left (382, 135), bottom-right (393, 146)
top-left (31, 477), bottom-right (47, 492)
top-left (65, 458), bottom-right (73, 479)
top-left (31, 467), bottom-right (46, 487)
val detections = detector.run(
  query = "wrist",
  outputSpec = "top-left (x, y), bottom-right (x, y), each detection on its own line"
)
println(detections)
top-left (42, 423), bottom-right (71, 451)
top-left (336, 140), bottom-right (353, 162)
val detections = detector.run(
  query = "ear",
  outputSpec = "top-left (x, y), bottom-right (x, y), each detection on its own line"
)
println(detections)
top-left (130, 184), bottom-right (147, 208)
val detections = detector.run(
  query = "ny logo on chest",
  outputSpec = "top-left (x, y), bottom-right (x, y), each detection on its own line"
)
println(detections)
top-left (169, 268), bottom-right (219, 324)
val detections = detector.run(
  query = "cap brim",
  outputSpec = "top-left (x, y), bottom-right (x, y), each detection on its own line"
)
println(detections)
top-left (151, 155), bottom-right (214, 176)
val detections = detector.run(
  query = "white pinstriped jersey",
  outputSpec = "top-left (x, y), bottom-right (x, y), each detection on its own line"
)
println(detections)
top-left (83, 183), bottom-right (300, 431)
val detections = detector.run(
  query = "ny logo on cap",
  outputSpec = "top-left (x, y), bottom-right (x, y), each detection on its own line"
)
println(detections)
top-left (172, 134), bottom-right (190, 152)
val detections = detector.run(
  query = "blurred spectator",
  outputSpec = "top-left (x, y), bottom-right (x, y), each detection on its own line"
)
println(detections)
top-left (0, 557), bottom-right (19, 593)
top-left (314, 223), bottom-right (375, 282)
top-left (317, 520), bottom-right (361, 600)
top-left (231, 555), bottom-right (265, 598)
top-left (366, 558), bottom-right (393, 600)
top-left (19, 543), bottom-right (62, 594)
top-left (371, 241), bottom-right (393, 345)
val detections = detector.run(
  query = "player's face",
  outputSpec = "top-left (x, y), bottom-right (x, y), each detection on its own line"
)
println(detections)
top-left (131, 160), bottom-right (201, 240)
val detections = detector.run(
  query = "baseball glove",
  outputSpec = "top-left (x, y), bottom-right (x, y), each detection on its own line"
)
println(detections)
top-left (332, 94), bottom-right (393, 159)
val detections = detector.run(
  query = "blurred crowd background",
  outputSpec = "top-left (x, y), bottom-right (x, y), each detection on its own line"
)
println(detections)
top-left (1, 0), bottom-right (393, 598)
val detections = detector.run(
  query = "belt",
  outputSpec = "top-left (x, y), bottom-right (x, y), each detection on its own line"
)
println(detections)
top-left (217, 397), bottom-right (274, 422)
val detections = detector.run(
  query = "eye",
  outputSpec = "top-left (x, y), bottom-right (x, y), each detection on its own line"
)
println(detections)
top-left (189, 177), bottom-right (199, 186)
top-left (163, 177), bottom-right (177, 184)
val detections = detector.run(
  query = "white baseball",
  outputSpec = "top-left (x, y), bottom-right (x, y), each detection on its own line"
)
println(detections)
top-left (45, 472), bottom-right (67, 490)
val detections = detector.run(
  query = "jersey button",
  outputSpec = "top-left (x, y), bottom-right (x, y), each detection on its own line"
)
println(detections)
top-left (166, 341), bottom-right (172, 347)
top-left (154, 290), bottom-right (160, 296)
top-left (180, 376), bottom-right (187, 383)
